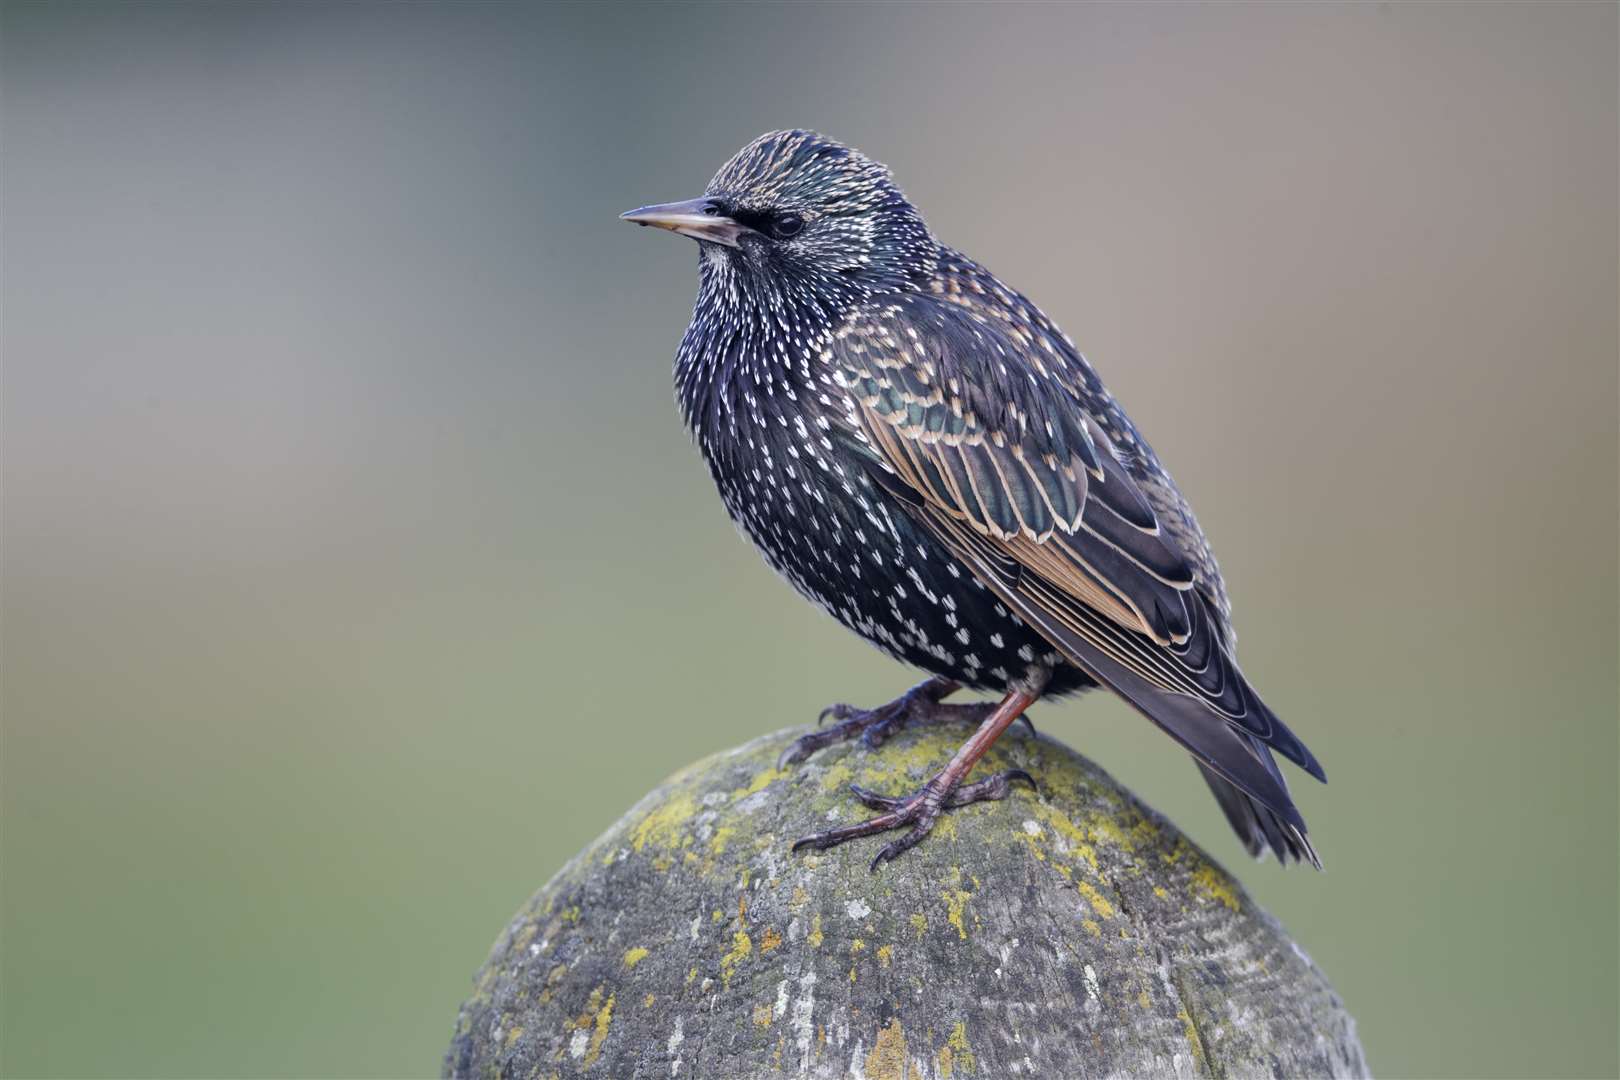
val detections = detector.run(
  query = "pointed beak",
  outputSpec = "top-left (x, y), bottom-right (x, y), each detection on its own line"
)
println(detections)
top-left (620, 197), bottom-right (749, 249)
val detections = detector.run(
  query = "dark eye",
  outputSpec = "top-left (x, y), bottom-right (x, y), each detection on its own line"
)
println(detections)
top-left (769, 213), bottom-right (804, 239)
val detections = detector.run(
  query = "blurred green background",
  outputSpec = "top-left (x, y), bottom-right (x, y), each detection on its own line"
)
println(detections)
top-left (3, 2), bottom-right (1615, 1077)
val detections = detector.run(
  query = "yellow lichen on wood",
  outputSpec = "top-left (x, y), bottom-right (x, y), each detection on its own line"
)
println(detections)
top-left (1177, 1007), bottom-right (1206, 1068)
top-left (937, 1020), bottom-right (976, 1078)
top-left (1077, 880), bottom-right (1117, 920)
top-left (732, 765), bottom-right (785, 799)
top-left (720, 930), bottom-right (752, 985)
top-left (583, 991), bottom-right (614, 1066)
top-left (1030, 801), bottom-right (1099, 872)
top-left (563, 986), bottom-right (615, 1067)
top-left (1015, 822), bottom-right (1048, 862)
top-left (621, 947), bottom-right (649, 970)
top-left (569, 986), bottom-right (603, 1031)
top-left (941, 884), bottom-right (972, 940)
top-left (1190, 862), bottom-right (1242, 912)
top-left (708, 825), bottom-right (737, 855)
top-left (1129, 817), bottom-right (1162, 848)
top-left (1086, 811), bottom-right (1135, 853)
top-left (864, 1018), bottom-right (922, 1080)
top-left (629, 793), bottom-right (698, 853)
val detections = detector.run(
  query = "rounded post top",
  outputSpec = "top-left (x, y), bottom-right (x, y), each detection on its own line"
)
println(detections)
top-left (446, 723), bottom-right (1365, 1079)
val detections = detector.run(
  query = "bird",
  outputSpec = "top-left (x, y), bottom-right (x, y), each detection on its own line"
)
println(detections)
top-left (623, 130), bottom-right (1325, 872)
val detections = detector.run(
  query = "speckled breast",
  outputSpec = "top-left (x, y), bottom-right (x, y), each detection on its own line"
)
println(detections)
top-left (698, 397), bottom-right (1090, 698)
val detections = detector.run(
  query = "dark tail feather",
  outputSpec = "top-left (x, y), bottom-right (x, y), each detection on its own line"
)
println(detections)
top-left (1198, 760), bottom-right (1322, 868)
top-left (924, 513), bottom-right (1324, 869)
top-left (1234, 678), bottom-right (1328, 783)
top-left (976, 577), bottom-right (1324, 867)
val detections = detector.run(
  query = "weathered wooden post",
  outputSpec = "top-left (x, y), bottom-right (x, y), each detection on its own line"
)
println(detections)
top-left (445, 723), bottom-right (1366, 1078)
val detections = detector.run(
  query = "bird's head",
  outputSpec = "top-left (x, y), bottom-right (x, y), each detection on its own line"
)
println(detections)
top-left (622, 130), bottom-right (934, 297)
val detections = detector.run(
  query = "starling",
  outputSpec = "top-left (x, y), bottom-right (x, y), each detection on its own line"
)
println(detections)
top-left (623, 130), bottom-right (1325, 871)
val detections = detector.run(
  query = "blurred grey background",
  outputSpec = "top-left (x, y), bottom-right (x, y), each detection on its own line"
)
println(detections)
top-left (3, 2), bottom-right (1615, 1076)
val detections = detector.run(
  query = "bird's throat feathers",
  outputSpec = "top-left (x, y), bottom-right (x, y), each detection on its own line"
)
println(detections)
top-left (674, 241), bottom-right (926, 445)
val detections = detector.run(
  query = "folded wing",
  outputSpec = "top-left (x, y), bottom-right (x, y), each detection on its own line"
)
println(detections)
top-left (828, 293), bottom-right (1323, 863)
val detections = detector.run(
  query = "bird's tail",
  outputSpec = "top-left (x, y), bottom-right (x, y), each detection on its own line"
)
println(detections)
top-left (1197, 757), bottom-right (1321, 867)
top-left (968, 574), bottom-right (1325, 869)
top-left (920, 509), bottom-right (1325, 869)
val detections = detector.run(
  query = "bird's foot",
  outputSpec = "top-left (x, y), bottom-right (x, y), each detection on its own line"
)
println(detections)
top-left (777, 676), bottom-right (982, 768)
top-left (792, 768), bottom-right (1038, 871)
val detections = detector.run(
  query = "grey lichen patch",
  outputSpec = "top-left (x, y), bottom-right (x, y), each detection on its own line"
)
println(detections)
top-left (444, 724), bottom-right (1367, 1078)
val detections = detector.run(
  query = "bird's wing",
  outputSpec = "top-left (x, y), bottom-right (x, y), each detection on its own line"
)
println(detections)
top-left (825, 294), bottom-right (1322, 850)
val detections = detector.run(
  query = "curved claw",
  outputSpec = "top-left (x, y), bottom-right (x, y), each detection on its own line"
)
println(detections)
top-left (869, 825), bottom-right (930, 872)
top-left (945, 768), bottom-right (1040, 807)
top-left (1004, 768), bottom-right (1038, 794)
top-left (818, 703), bottom-right (856, 727)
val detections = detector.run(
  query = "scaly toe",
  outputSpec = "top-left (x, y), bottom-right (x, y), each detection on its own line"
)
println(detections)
top-left (778, 728), bottom-right (841, 768)
top-left (848, 783), bottom-right (908, 812)
top-left (790, 807), bottom-right (907, 852)
top-left (780, 706), bottom-right (888, 768)
top-left (868, 815), bottom-right (938, 872)
top-left (946, 768), bottom-right (1039, 807)
top-left (858, 712), bottom-right (904, 750)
